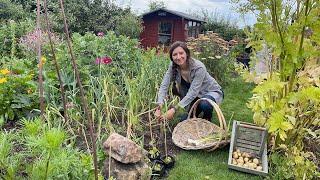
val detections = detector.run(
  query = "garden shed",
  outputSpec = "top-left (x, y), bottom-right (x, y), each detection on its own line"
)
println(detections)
top-left (140, 8), bottom-right (205, 48)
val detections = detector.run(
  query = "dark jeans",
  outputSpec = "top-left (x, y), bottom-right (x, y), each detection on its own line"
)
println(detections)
top-left (173, 82), bottom-right (217, 121)
top-left (178, 95), bottom-right (216, 121)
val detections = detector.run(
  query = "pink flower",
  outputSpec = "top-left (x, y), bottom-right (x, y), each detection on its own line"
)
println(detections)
top-left (95, 56), bottom-right (112, 65)
top-left (97, 32), bottom-right (104, 37)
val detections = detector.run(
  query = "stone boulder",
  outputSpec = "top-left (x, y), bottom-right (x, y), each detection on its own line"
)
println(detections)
top-left (103, 133), bottom-right (145, 164)
top-left (103, 157), bottom-right (151, 180)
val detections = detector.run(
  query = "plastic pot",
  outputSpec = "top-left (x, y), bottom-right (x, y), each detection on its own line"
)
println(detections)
top-left (147, 147), bottom-right (161, 161)
top-left (151, 159), bottom-right (165, 177)
top-left (160, 154), bottom-right (175, 169)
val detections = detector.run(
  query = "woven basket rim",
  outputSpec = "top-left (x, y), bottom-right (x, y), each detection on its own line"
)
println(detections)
top-left (172, 118), bottom-right (227, 150)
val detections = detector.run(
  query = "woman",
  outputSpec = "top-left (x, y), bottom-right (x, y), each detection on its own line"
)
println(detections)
top-left (155, 41), bottom-right (223, 121)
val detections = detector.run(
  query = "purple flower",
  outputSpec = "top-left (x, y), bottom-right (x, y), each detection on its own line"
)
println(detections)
top-left (97, 32), bottom-right (104, 37)
top-left (95, 56), bottom-right (112, 65)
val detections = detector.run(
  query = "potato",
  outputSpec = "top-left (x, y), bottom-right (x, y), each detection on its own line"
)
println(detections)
top-left (236, 149), bottom-right (240, 153)
top-left (237, 162), bottom-right (244, 167)
top-left (253, 158), bottom-right (259, 165)
top-left (247, 154), bottom-right (252, 159)
top-left (244, 157), bottom-right (249, 162)
top-left (242, 152), bottom-right (248, 158)
top-left (232, 159), bottom-right (237, 165)
top-left (256, 166), bottom-right (263, 171)
top-left (237, 158), bottom-right (244, 164)
top-left (233, 153), bottom-right (239, 159)
top-left (238, 152), bottom-right (242, 157)
top-left (243, 163), bottom-right (249, 168)
top-left (252, 163), bottom-right (257, 169)
top-left (248, 163), bottom-right (254, 169)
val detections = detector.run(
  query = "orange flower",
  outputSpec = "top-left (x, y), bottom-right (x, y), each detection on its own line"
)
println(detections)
top-left (0, 69), bottom-right (10, 75)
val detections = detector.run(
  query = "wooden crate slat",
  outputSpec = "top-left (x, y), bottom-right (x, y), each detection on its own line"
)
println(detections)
top-left (228, 120), bottom-right (268, 176)
top-left (237, 128), bottom-right (262, 142)
top-left (236, 139), bottom-right (261, 146)
top-left (236, 147), bottom-right (259, 155)
top-left (236, 142), bottom-right (261, 151)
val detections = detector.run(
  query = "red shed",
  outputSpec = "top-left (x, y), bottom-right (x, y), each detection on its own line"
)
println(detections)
top-left (140, 8), bottom-right (205, 48)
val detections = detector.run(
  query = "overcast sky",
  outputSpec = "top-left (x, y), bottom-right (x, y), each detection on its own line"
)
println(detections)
top-left (115, 0), bottom-right (256, 28)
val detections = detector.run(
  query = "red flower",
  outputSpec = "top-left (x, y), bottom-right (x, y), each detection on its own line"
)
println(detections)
top-left (95, 56), bottom-right (112, 65)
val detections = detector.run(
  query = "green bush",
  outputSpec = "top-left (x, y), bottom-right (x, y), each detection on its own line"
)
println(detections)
top-left (0, 58), bottom-right (38, 121)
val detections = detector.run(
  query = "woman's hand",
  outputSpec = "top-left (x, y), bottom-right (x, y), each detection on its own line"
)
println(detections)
top-left (163, 108), bottom-right (175, 121)
top-left (154, 106), bottom-right (175, 121)
top-left (155, 108), bottom-right (162, 119)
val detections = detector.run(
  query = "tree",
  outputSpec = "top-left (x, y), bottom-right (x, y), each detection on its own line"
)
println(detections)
top-left (1, 0), bottom-right (142, 38)
top-left (148, 0), bottom-right (166, 11)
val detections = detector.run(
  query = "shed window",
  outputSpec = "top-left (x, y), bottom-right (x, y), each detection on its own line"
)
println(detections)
top-left (187, 20), bottom-right (201, 38)
top-left (158, 22), bottom-right (172, 46)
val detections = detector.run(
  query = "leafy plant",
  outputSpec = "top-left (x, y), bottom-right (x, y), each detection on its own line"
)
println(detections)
top-left (187, 32), bottom-right (236, 85)
top-left (0, 59), bottom-right (38, 121)
top-left (233, 0), bottom-right (320, 179)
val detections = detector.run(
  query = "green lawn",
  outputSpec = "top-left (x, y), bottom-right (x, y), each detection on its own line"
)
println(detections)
top-left (168, 78), bottom-right (263, 180)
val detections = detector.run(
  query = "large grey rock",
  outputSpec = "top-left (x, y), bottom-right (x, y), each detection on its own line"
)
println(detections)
top-left (103, 133), bottom-right (144, 164)
top-left (103, 157), bottom-right (151, 180)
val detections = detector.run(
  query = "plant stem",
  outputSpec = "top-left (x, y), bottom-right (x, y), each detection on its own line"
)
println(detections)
top-left (148, 110), bottom-right (153, 141)
top-left (288, 0), bottom-right (309, 92)
top-left (164, 120), bottom-right (168, 157)
top-left (58, 0), bottom-right (98, 179)
top-left (43, 0), bottom-right (69, 123)
top-left (108, 140), bottom-right (112, 179)
top-left (44, 152), bottom-right (51, 180)
top-left (36, 0), bottom-right (45, 120)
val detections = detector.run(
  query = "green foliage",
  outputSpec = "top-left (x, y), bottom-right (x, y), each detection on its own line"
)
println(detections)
top-left (2, 0), bottom-right (142, 38)
top-left (113, 12), bottom-right (143, 39)
top-left (0, 118), bottom-right (95, 179)
top-left (189, 9), bottom-right (246, 41)
top-left (0, 19), bottom-right (34, 58)
top-left (0, 58), bottom-right (38, 122)
top-left (148, 0), bottom-right (166, 11)
top-left (0, 0), bottom-right (28, 22)
top-left (0, 131), bottom-right (21, 179)
top-left (234, 0), bottom-right (320, 179)
top-left (269, 151), bottom-right (319, 180)
top-left (187, 35), bottom-right (235, 85)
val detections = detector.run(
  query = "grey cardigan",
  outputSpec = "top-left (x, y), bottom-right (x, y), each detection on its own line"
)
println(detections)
top-left (157, 59), bottom-right (223, 108)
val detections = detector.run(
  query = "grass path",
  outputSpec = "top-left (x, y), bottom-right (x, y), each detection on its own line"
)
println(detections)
top-left (167, 78), bottom-right (263, 180)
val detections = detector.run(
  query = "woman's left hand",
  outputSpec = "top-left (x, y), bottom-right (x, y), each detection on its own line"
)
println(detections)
top-left (163, 108), bottom-right (175, 121)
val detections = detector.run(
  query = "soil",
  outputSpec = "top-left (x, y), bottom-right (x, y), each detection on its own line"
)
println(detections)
top-left (140, 116), bottom-right (181, 158)
top-left (304, 135), bottom-right (320, 172)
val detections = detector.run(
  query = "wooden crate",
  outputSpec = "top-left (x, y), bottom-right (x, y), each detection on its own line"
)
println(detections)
top-left (227, 120), bottom-right (268, 176)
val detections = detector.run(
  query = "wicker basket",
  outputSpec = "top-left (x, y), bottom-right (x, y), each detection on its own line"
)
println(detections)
top-left (172, 98), bottom-right (229, 151)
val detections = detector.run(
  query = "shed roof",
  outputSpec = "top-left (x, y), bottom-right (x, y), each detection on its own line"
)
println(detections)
top-left (141, 8), bottom-right (205, 23)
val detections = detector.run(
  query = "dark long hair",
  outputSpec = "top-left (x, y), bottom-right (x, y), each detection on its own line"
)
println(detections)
top-left (169, 41), bottom-right (192, 82)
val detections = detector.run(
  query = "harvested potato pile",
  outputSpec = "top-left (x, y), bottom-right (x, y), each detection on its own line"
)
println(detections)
top-left (231, 149), bottom-right (263, 171)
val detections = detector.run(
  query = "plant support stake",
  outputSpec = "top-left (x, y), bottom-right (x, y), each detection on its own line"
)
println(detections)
top-left (43, 0), bottom-right (69, 123)
top-left (36, 0), bottom-right (45, 120)
top-left (58, 0), bottom-right (98, 179)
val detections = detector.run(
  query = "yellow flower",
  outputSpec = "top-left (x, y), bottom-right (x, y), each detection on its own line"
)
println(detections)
top-left (0, 69), bottom-right (10, 75)
top-left (27, 88), bottom-right (33, 94)
top-left (38, 56), bottom-right (46, 68)
top-left (0, 78), bottom-right (7, 84)
top-left (41, 56), bottom-right (46, 64)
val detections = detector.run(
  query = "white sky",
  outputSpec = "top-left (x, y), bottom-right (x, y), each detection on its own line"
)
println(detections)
top-left (114, 0), bottom-right (256, 28)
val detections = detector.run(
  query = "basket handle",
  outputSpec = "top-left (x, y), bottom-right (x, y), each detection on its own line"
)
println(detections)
top-left (187, 98), bottom-right (227, 131)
